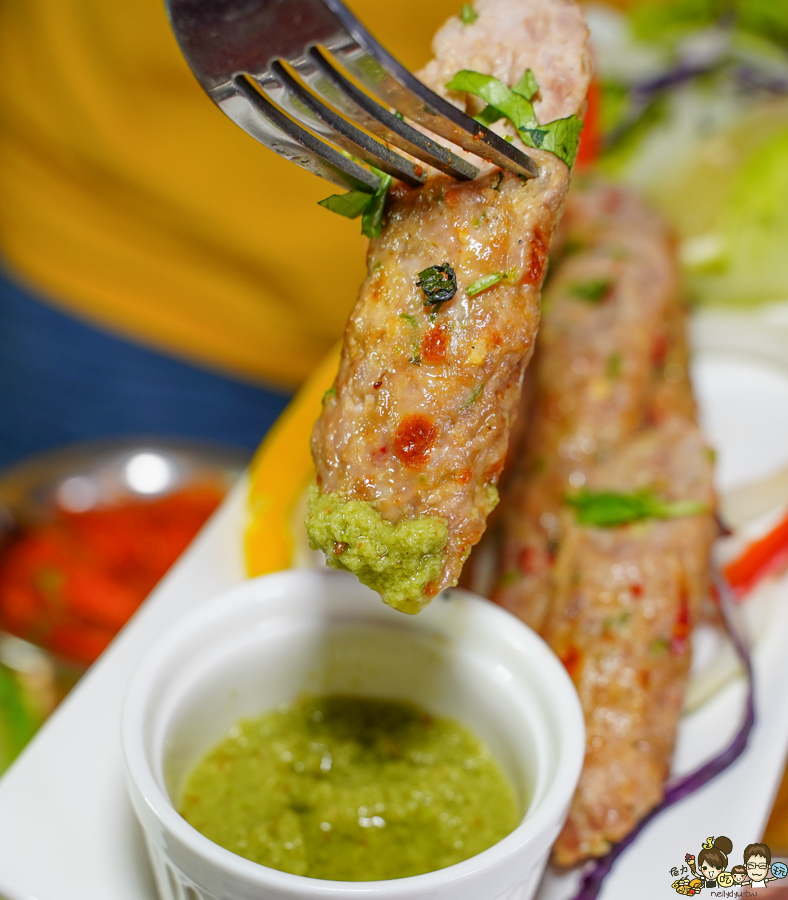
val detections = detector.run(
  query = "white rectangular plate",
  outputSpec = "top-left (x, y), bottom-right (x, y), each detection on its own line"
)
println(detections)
top-left (1, 309), bottom-right (788, 900)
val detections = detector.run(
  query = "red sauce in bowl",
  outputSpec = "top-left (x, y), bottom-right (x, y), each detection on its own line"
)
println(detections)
top-left (0, 486), bottom-right (224, 666)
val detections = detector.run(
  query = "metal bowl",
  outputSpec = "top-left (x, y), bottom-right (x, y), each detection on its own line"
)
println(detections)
top-left (0, 438), bottom-right (249, 714)
top-left (0, 438), bottom-right (248, 528)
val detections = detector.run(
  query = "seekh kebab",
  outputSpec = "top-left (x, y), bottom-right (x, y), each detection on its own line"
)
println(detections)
top-left (493, 182), bottom-right (683, 630)
top-left (491, 181), bottom-right (716, 865)
top-left (307, 0), bottom-right (592, 612)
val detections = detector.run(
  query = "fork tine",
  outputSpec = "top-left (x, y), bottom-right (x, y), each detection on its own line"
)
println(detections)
top-left (232, 76), bottom-right (381, 193)
top-left (322, 0), bottom-right (538, 179)
top-left (267, 61), bottom-right (424, 188)
top-left (302, 48), bottom-right (479, 182)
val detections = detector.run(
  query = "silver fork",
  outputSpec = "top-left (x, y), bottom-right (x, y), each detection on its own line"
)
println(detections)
top-left (165, 0), bottom-right (537, 193)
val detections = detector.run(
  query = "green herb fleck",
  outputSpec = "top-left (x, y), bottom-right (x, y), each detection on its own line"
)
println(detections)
top-left (322, 386), bottom-right (338, 404)
top-left (460, 3), bottom-right (478, 24)
top-left (603, 611), bottom-right (631, 631)
top-left (318, 191), bottom-right (374, 219)
top-left (467, 273), bottom-right (503, 297)
top-left (606, 351), bottom-right (623, 380)
top-left (417, 264), bottom-right (458, 305)
top-left (445, 69), bottom-right (583, 167)
top-left (399, 313), bottom-right (419, 328)
top-left (463, 383), bottom-right (485, 408)
top-left (394, 111), bottom-right (405, 121)
top-left (569, 278), bottom-right (614, 303)
top-left (498, 570), bottom-right (521, 588)
top-left (361, 173), bottom-right (393, 239)
top-left (565, 488), bottom-right (708, 528)
top-left (318, 169), bottom-right (392, 239)
top-left (649, 636), bottom-right (670, 656)
top-left (514, 69), bottom-right (540, 102)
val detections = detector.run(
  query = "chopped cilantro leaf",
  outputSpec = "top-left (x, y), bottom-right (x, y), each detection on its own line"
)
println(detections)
top-left (399, 313), bottom-right (419, 328)
top-left (445, 69), bottom-right (584, 167)
top-left (569, 278), bottom-right (614, 303)
top-left (467, 273), bottom-right (503, 297)
top-left (318, 191), bottom-right (373, 219)
top-left (521, 116), bottom-right (584, 168)
top-left (606, 351), bottom-right (623, 379)
top-left (417, 264), bottom-right (458, 305)
top-left (447, 70), bottom-right (536, 130)
top-left (565, 488), bottom-right (708, 528)
top-left (463, 383), bottom-right (485, 408)
top-left (649, 636), bottom-right (670, 656)
top-left (514, 69), bottom-right (540, 102)
top-left (322, 386), bottom-right (338, 404)
top-left (361, 172), bottom-right (392, 239)
top-left (460, 3), bottom-right (478, 24)
top-left (318, 168), bottom-right (391, 238)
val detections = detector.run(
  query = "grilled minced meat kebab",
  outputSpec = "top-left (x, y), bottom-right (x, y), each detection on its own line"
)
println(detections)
top-left (492, 182), bottom-right (716, 865)
top-left (547, 420), bottom-right (716, 865)
top-left (493, 182), bottom-right (685, 629)
top-left (307, 0), bottom-right (591, 612)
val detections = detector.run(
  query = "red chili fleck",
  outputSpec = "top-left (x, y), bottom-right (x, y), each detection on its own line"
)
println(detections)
top-left (631, 583), bottom-right (643, 597)
top-left (393, 414), bottom-right (438, 469)
top-left (651, 332), bottom-right (668, 368)
top-left (456, 468), bottom-right (473, 485)
top-left (670, 583), bottom-right (691, 655)
top-left (421, 324), bottom-right (449, 363)
top-left (517, 546), bottom-right (534, 575)
top-left (373, 381), bottom-right (382, 390)
top-left (560, 645), bottom-right (582, 681)
top-left (522, 227), bottom-right (548, 284)
top-left (333, 541), bottom-right (348, 556)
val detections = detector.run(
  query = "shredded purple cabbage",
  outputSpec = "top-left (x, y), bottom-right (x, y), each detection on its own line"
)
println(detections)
top-left (570, 569), bottom-right (756, 900)
top-left (607, 58), bottom-right (788, 149)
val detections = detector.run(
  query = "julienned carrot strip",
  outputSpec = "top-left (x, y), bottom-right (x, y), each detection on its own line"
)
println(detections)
top-left (724, 511), bottom-right (788, 597)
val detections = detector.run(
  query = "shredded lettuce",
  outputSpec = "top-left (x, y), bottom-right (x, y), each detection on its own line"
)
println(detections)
top-left (633, 0), bottom-right (788, 47)
top-left (446, 69), bottom-right (583, 167)
top-left (708, 125), bottom-right (788, 303)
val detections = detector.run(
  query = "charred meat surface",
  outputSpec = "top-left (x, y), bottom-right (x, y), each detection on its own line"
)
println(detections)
top-left (308, 0), bottom-right (591, 612)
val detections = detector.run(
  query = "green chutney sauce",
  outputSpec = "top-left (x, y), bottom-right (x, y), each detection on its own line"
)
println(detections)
top-left (179, 695), bottom-right (520, 881)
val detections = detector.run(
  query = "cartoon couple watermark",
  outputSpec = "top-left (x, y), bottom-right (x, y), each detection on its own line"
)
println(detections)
top-left (670, 837), bottom-right (787, 896)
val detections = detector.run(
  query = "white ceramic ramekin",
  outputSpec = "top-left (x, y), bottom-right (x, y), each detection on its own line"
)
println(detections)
top-left (122, 569), bottom-right (584, 900)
